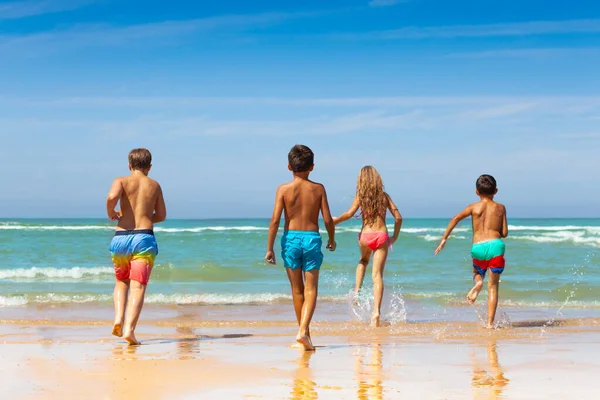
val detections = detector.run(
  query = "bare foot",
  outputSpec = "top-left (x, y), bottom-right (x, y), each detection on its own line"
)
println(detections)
top-left (290, 332), bottom-right (311, 348)
top-left (296, 334), bottom-right (315, 351)
top-left (112, 322), bottom-right (123, 337)
top-left (123, 331), bottom-right (141, 346)
top-left (370, 314), bottom-right (381, 328)
top-left (467, 281), bottom-right (484, 304)
top-left (484, 323), bottom-right (496, 330)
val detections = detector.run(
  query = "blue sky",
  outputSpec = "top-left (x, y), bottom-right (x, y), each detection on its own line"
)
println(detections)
top-left (1, 0), bottom-right (599, 218)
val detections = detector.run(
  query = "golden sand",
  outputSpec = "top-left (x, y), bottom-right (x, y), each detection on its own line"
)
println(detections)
top-left (1, 314), bottom-right (599, 399)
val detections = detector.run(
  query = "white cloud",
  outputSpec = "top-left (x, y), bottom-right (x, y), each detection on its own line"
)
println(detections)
top-left (2, 95), bottom-right (600, 140)
top-left (448, 47), bottom-right (600, 59)
top-left (0, 10), bottom-right (320, 52)
top-left (335, 19), bottom-right (600, 40)
top-left (368, 0), bottom-right (405, 7)
top-left (0, 0), bottom-right (95, 20)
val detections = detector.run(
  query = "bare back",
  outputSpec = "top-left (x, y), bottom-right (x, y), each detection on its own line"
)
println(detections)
top-left (280, 179), bottom-right (325, 231)
top-left (471, 199), bottom-right (507, 243)
top-left (115, 175), bottom-right (162, 231)
top-left (360, 193), bottom-right (395, 234)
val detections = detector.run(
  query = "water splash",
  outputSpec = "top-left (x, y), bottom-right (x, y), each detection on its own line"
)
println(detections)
top-left (541, 252), bottom-right (592, 335)
top-left (472, 305), bottom-right (512, 329)
top-left (348, 288), bottom-right (407, 325)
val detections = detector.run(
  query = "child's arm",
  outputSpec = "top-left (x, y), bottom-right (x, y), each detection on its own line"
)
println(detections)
top-left (320, 186), bottom-right (336, 251)
top-left (333, 195), bottom-right (359, 225)
top-left (386, 194), bottom-right (403, 244)
top-left (435, 205), bottom-right (473, 255)
top-left (265, 187), bottom-right (284, 264)
top-left (501, 206), bottom-right (508, 238)
top-left (152, 185), bottom-right (167, 224)
top-left (106, 178), bottom-right (123, 221)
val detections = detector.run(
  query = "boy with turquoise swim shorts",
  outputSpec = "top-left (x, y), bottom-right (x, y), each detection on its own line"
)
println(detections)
top-left (265, 145), bottom-right (336, 351)
top-left (435, 175), bottom-right (508, 328)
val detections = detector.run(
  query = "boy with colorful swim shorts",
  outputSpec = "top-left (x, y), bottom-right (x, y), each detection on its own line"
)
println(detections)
top-left (106, 148), bottom-right (167, 345)
top-left (265, 145), bottom-right (336, 351)
top-left (435, 175), bottom-right (508, 328)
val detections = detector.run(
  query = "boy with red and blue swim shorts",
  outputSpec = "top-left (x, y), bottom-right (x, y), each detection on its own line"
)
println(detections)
top-left (435, 175), bottom-right (508, 329)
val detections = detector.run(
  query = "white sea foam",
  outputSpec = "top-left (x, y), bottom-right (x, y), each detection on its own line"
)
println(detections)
top-left (0, 292), bottom-right (348, 307)
top-left (0, 296), bottom-right (28, 306)
top-left (0, 225), bottom-right (112, 231)
top-left (512, 231), bottom-right (600, 247)
top-left (157, 226), bottom-right (268, 233)
top-left (0, 267), bottom-right (113, 280)
top-left (508, 225), bottom-right (600, 232)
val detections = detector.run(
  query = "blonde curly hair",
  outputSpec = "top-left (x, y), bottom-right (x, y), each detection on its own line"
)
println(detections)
top-left (357, 166), bottom-right (387, 226)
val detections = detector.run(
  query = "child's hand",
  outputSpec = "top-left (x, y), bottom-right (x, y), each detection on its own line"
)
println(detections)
top-left (434, 239), bottom-right (446, 255)
top-left (390, 236), bottom-right (398, 245)
top-left (332, 217), bottom-right (339, 225)
top-left (108, 210), bottom-right (120, 221)
top-left (265, 251), bottom-right (276, 265)
top-left (326, 241), bottom-right (336, 252)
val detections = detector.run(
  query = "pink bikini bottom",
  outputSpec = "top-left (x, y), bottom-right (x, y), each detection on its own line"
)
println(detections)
top-left (358, 232), bottom-right (391, 251)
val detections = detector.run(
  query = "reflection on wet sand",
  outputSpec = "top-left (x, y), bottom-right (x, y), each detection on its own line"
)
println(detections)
top-left (175, 326), bottom-right (200, 360)
top-left (290, 351), bottom-right (318, 400)
top-left (471, 340), bottom-right (510, 399)
top-left (112, 343), bottom-right (140, 360)
top-left (356, 345), bottom-right (384, 400)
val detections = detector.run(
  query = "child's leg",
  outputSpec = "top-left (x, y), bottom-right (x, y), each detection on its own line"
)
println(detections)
top-left (370, 246), bottom-right (388, 327)
top-left (286, 268), bottom-right (305, 326)
top-left (122, 279), bottom-right (147, 345)
top-left (112, 279), bottom-right (129, 337)
top-left (486, 270), bottom-right (500, 328)
top-left (296, 269), bottom-right (319, 351)
top-left (467, 268), bottom-right (484, 304)
top-left (355, 243), bottom-right (372, 294)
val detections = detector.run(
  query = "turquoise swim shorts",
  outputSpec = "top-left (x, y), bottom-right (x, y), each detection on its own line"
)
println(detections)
top-left (281, 230), bottom-right (323, 272)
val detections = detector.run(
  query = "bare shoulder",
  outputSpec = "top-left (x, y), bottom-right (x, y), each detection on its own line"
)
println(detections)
top-left (495, 201), bottom-right (507, 213)
top-left (308, 180), bottom-right (325, 192)
top-left (147, 176), bottom-right (161, 187)
top-left (467, 201), bottom-right (482, 214)
top-left (277, 181), bottom-right (293, 193)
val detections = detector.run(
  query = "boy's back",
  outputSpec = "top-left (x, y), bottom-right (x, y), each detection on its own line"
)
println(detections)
top-left (280, 179), bottom-right (325, 232)
top-left (265, 145), bottom-right (335, 351)
top-left (470, 199), bottom-right (507, 243)
top-left (106, 148), bottom-right (166, 346)
top-left (115, 174), bottom-right (163, 231)
top-left (435, 174), bottom-right (507, 328)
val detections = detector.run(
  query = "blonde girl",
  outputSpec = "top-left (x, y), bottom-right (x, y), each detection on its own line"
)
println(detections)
top-left (334, 166), bottom-right (402, 327)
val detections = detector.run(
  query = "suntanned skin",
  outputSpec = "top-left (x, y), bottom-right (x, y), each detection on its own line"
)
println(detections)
top-left (106, 165), bottom-right (166, 345)
top-left (333, 193), bottom-right (402, 327)
top-left (435, 189), bottom-right (508, 328)
top-left (265, 164), bottom-right (336, 351)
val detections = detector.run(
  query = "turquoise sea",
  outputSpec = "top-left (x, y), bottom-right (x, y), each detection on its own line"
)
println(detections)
top-left (1, 218), bottom-right (599, 322)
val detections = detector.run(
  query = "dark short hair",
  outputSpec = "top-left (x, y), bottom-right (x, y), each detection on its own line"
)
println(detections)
top-left (476, 174), bottom-right (497, 195)
top-left (128, 148), bottom-right (152, 170)
top-left (288, 145), bottom-right (314, 172)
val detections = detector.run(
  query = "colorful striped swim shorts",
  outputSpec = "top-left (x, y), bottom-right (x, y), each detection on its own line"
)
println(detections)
top-left (109, 229), bottom-right (158, 285)
top-left (471, 238), bottom-right (505, 277)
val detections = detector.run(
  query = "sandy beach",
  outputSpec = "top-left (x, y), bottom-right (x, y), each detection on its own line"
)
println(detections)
top-left (1, 303), bottom-right (599, 399)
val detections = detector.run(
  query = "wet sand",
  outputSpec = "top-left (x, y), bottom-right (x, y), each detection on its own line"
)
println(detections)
top-left (1, 303), bottom-right (599, 399)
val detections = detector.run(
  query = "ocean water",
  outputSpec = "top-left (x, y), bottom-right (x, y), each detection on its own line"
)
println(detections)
top-left (1, 218), bottom-right (599, 320)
